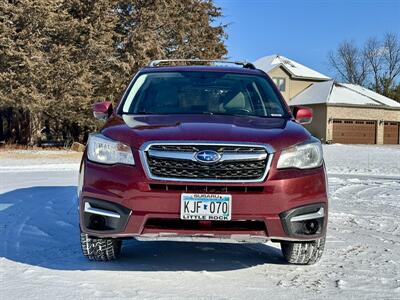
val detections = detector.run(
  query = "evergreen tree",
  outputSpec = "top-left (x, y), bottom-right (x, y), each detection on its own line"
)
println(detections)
top-left (0, 0), bottom-right (227, 145)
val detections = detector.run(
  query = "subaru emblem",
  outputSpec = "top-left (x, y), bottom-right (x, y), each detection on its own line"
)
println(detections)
top-left (194, 150), bottom-right (222, 163)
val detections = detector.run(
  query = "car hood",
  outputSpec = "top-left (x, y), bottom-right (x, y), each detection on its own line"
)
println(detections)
top-left (102, 114), bottom-right (311, 152)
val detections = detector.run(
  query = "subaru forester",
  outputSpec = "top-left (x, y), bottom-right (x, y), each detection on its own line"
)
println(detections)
top-left (78, 60), bottom-right (328, 265)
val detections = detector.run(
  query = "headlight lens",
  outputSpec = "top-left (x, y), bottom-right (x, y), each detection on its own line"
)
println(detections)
top-left (87, 134), bottom-right (135, 165)
top-left (277, 141), bottom-right (323, 169)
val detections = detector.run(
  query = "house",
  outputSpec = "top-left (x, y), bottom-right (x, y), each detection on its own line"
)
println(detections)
top-left (254, 54), bottom-right (330, 101)
top-left (254, 54), bottom-right (400, 144)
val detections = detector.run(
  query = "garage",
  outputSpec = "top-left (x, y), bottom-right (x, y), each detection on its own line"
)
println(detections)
top-left (383, 122), bottom-right (399, 144)
top-left (290, 80), bottom-right (400, 144)
top-left (332, 119), bottom-right (376, 144)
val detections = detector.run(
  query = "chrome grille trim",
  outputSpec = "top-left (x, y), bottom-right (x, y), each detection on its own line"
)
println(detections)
top-left (148, 149), bottom-right (268, 162)
top-left (139, 141), bottom-right (275, 183)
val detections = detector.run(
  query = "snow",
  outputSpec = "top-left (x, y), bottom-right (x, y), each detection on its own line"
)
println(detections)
top-left (254, 54), bottom-right (330, 80)
top-left (289, 80), bottom-right (333, 105)
top-left (329, 83), bottom-right (379, 106)
top-left (342, 84), bottom-right (400, 108)
top-left (0, 163), bottom-right (79, 173)
top-left (324, 144), bottom-right (400, 178)
top-left (290, 81), bottom-right (400, 107)
top-left (1, 145), bottom-right (400, 299)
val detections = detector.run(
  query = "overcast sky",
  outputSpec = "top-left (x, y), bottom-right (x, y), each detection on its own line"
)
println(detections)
top-left (215, 0), bottom-right (400, 78)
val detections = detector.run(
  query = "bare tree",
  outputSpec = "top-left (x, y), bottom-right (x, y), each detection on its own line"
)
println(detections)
top-left (363, 33), bottom-right (400, 95)
top-left (381, 33), bottom-right (400, 95)
top-left (363, 37), bottom-right (383, 93)
top-left (330, 33), bottom-right (400, 99)
top-left (328, 40), bottom-right (368, 85)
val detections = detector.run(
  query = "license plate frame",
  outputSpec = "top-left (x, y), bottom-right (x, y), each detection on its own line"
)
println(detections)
top-left (180, 193), bottom-right (232, 221)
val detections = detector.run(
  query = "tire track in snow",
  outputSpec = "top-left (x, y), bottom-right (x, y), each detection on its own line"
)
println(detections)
top-left (326, 175), bottom-right (400, 294)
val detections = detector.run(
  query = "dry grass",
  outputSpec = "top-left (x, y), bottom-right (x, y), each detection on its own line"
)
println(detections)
top-left (0, 149), bottom-right (83, 161)
top-left (0, 143), bottom-right (84, 161)
top-left (0, 143), bottom-right (66, 151)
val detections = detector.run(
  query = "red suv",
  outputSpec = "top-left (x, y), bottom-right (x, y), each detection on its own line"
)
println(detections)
top-left (78, 60), bottom-right (328, 265)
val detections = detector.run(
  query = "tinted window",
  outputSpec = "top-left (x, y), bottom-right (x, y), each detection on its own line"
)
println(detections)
top-left (122, 72), bottom-right (287, 117)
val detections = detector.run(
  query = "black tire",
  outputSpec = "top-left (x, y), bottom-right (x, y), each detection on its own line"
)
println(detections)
top-left (280, 237), bottom-right (325, 265)
top-left (80, 232), bottom-right (122, 261)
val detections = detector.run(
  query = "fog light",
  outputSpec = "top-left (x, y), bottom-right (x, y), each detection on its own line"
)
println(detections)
top-left (279, 203), bottom-right (326, 237)
top-left (304, 220), bottom-right (319, 235)
top-left (82, 198), bottom-right (132, 232)
top-left (89, 215), bottom-right (106, 230)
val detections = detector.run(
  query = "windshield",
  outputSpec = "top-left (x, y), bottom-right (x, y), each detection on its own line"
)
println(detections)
top-left (121, 71), bottom-right (287, 118)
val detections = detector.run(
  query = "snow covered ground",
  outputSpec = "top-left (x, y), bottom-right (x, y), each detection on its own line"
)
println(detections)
top-left (0, 145), bottom-right (399, 299)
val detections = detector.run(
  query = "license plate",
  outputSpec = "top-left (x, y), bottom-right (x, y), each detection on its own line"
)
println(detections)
top-left (180, 193), bottom-right (232, 221)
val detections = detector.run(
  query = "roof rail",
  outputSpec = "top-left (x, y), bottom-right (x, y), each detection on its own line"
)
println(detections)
top-left (148, 59), bottom-right (256, 70)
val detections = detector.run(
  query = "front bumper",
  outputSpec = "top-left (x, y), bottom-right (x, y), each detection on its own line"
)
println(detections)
top-left (79, 158), bottom-right (328, 242)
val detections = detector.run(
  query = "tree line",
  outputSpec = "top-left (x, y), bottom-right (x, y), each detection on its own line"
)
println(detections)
top-left (0, 0), bottom-right (227, 146)
top-left (328, 33), bottom-right (400, 101)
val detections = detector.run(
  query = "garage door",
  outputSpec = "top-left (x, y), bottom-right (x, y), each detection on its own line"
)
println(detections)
top-left (332, 119), bottom-right (376, 144)
top-left (383, 122), bottom-right (399, 144)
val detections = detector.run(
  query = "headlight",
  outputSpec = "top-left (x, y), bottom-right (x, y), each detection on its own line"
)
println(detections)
top-left (277, 140), bottom-right (323, 169)
top-left (87, 134), bottom-right (135, 165)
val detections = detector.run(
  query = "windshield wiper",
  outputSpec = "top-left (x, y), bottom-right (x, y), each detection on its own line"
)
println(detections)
top-left (201, 112), bottom-right (272, 118)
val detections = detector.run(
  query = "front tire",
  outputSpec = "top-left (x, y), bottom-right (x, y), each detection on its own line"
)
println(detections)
top-left (280, 237), bottom-right (325, 265)
top-left (80, 232), bottom-right (122, 261)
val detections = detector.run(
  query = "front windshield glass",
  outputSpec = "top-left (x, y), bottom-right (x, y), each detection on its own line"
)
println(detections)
top-left (122, 71), bottom-right (287, 117)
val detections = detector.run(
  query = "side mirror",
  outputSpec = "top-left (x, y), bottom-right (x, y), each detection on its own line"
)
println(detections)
top-left (292, 106), bottom-right (313, 125)
top-left (93, 101), bottom-right (113, 120)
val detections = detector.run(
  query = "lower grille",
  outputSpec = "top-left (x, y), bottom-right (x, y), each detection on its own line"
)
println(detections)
top-left (149, 184), bottom-right (264, 193)
top-left (145, 219), bottom-right (267, 232)
top-left (141, 142), bottom-right (272, 182)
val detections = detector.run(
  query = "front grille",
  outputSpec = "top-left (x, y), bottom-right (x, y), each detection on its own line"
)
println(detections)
top-left (142, 143), bottom-right (270, 182)
top-left (148, 158), bottom-right (266, 179)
